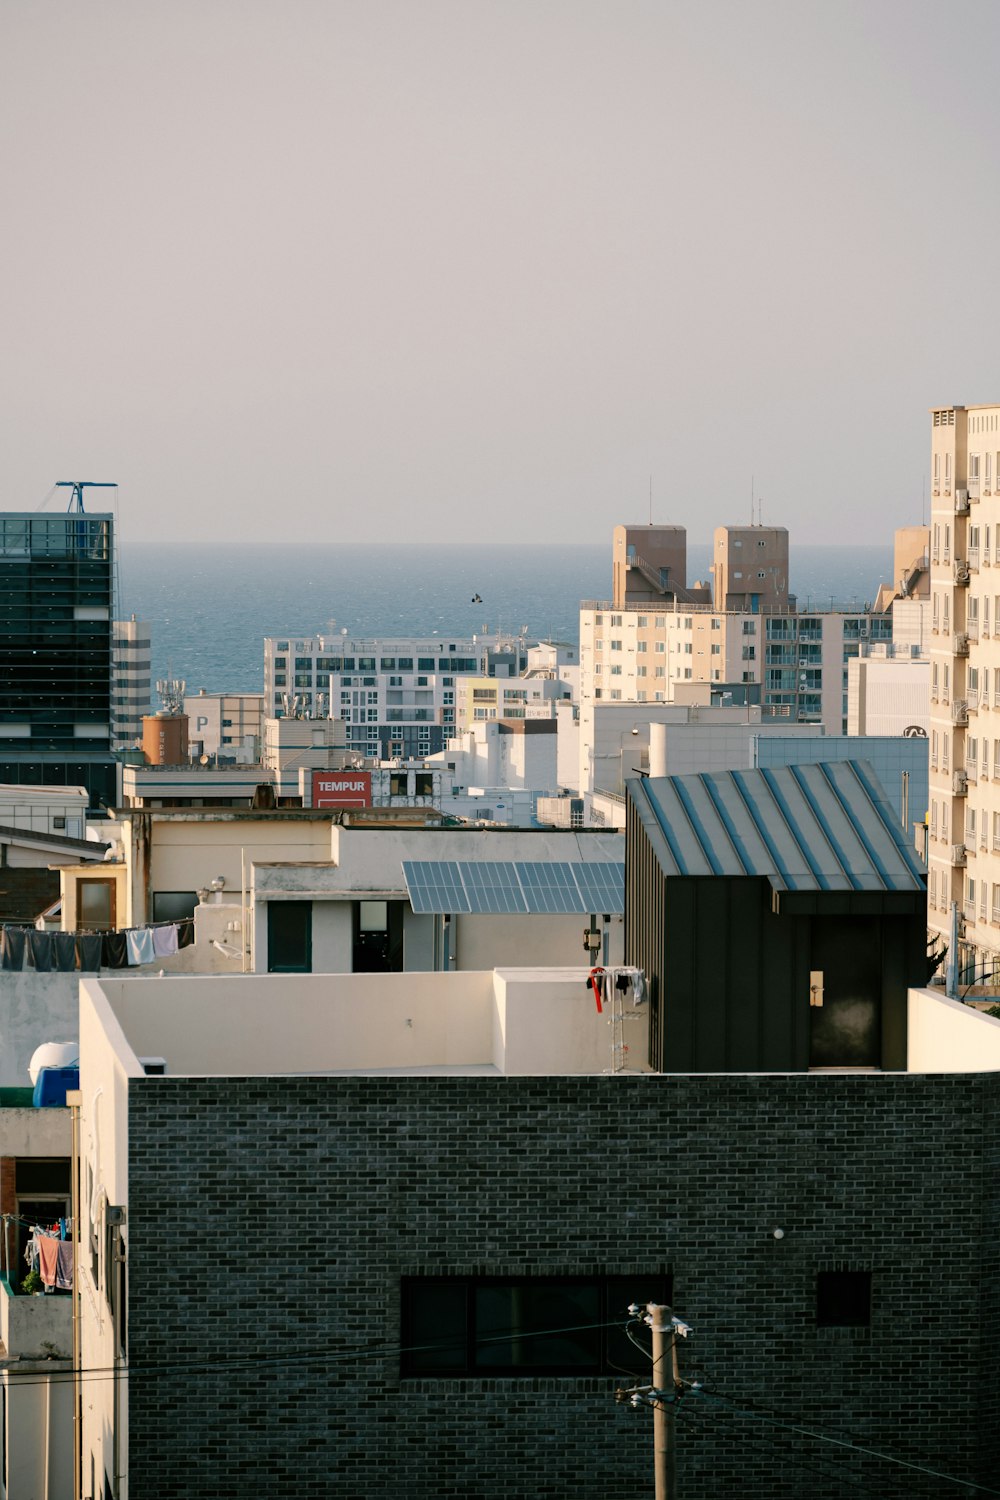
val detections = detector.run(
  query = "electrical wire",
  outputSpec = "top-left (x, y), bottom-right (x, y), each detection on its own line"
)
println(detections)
top-left (0, 1313), bottom-right (639, 1391)
top-left (675, 1400), bottom-right (901, 1500)
top-left (687, 1386), bottom-right (1000, 1496)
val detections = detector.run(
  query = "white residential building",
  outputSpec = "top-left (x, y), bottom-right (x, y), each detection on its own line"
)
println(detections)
top-left (927, 401), bottom-right (1000, 982)
top-left (263, 633), bottom-right (527, 761)
top-left (579, 602), bottom-right (892, 743)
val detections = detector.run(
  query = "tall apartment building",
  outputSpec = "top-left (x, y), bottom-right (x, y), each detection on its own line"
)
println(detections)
top-left (581, 522), bottom-right (894, 741)
top-left (0, 512), bottom-right (117, 809)
top-left (263, 633), bottom-right (527, 760)
top-left (111, 614), bottom-right (151, 751)
top-left (927, 402), bottom-right (1000, 979)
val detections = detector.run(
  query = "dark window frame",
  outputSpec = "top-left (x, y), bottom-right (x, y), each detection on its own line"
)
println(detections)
top-left (401, 1272), bottom-right (672, 1378)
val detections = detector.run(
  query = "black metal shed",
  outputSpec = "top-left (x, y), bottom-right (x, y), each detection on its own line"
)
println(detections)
top-left (626, 760), bottom-right (928, 1072)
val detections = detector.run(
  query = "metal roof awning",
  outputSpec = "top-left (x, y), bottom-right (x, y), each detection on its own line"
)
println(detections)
top-left (629, 760), bottom-right (927, 895)
top-left (401, 859), bottom-right (625, 915)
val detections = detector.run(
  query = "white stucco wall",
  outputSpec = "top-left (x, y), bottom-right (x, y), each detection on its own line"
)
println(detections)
top-left (907, 986), bottom-right (1000, 1071)
top-left (81, 967), bottom-right (650, 1080)
top-left (494, 969), bottom-right (650, 1075)
top-left (454, 913), bottom-right (623, 970)
top-left (1, 1355), bottom-right (74, 1500)
top-left (78, 978), bottom-right (133, 1500)
top-left (0, 973), bottom-right (81, 1089)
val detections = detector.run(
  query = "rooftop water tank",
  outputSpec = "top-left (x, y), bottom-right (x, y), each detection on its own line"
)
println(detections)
top-left (28, 1041), bottom-right (78, 1086)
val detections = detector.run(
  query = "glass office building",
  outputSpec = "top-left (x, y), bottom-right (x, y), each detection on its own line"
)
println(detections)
top-left (0, 513), bottom-right (118, 810)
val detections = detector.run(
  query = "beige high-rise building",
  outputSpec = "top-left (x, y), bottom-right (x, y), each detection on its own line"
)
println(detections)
top-left (711, 525), bottom-right (791, 612)
top-left (927, 403), bottom-right (1000, 981)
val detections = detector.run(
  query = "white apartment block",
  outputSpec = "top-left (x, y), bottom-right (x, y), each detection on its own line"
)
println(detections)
top-left (927, 402), bottom-right (1000, 981)
top-left (110, 615), bottom-right (151, 752)
top-left (263, 633), bottom-right (527, 761)
top-left (579, 603), bottom-right (891, 741)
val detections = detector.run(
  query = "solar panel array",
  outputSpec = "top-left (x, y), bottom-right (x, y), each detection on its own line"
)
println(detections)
top-left (402, 860), bottom-right (625, 915)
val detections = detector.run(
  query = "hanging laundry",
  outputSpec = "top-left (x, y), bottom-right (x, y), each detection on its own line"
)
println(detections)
top-left (177, 918), bottom-right (195, 949)
top-left (586, 966), bottom-right (605, 1014)
top-left (55, 1241), bottom-right (73, 1290)
top-left (126, 927), bottom-right (157, 966)
top-left (0, 927), bottom-right (26, 972)
top-left (27, 930), bottom-right (52, 973)
top-left (615, 971), bottom-right (631, 994)
top-left (37, 1235), bottom-right (59, 1289)
top-left (76, 933), bottom-right (103, 971)
top-left (151, 923), bottom-right (179, 958)
top-left (52, 932), bottom-right (78, 973)
top-left (102, 932), bottom-right (129, 969)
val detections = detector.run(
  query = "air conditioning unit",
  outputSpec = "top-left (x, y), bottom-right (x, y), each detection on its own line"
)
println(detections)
top-left (954, 632), bottom-right (969, 655)
top-left (953, 769), bottom-right (968, 794)
top-left (951, 843), bottom-right (967, 866)
top-left (956, 487), bottom-right (970, 514)
top-left (955, 562), bottom-right (971, 585)
top-left (953, 700), bottom-right (969, 725)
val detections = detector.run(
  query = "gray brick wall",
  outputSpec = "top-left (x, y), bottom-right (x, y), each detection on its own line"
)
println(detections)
top-left (126, 1074), bottom-right (997, 1498)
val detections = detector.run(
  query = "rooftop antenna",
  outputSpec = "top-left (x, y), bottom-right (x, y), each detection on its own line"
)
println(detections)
top-left (649, 475), bottom-right (653, 526)
top-left (55, 481), bottom-right (117, 514)
top-left (751, 474), bottom-right (754, 527)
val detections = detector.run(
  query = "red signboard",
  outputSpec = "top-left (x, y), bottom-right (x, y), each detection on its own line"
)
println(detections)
top-left (312, 771), bottom-right (372, 808)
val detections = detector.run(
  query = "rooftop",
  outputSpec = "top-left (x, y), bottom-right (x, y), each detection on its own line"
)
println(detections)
top-left (629, 761), bottom-right (927, 894)
top-left (82, 968), bottom-right (647, 1079)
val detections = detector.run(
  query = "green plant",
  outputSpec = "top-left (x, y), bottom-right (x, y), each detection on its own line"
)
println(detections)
top-left (20, 1269), bottom-right (41, 1296)
top-left (986, 1005), bottom-right (1000, 1021)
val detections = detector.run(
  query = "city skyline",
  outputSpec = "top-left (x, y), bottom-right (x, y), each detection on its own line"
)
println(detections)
top-left (3, 0), bottom-right (997, 545)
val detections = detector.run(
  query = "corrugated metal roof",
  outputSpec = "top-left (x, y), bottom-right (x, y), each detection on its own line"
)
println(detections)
top-left (630, 761), bottom-right (927, 894)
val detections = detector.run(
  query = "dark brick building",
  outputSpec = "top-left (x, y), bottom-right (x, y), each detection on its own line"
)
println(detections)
top-left (116, 1071), bottom-right (998, 1499)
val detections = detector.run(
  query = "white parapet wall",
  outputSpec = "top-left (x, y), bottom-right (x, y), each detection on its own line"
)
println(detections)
top-left (82, 967), bottom-right (651, 1080)
top-left (907, 987), bottom-right (1000, 1071)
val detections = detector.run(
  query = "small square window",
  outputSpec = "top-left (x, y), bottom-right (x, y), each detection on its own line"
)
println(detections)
top-left (816, 1270), bottom-right (871, 1327)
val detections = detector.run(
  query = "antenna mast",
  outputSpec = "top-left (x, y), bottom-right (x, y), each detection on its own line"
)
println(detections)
top-left (55, 481), bottom-right (117, 514)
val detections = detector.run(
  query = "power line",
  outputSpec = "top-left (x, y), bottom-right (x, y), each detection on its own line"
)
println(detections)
top-left (676, 1401), bottom-right (902, 1500)
top-left (0, 1313), bottom-right (633, 1392)
top-left (687, 1386), bottom-right (1000, 1497)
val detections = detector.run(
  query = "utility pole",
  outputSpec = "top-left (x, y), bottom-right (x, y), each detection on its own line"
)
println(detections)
top-left (615, 1304), bottom-right (691, 1498)
top-left (648, 1303), bottom-right (679, 1500)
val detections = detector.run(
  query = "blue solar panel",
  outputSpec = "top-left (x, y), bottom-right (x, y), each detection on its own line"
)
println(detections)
top-left (401, 859), bottom-right (625, 915)
top-left (402, 860), bottom-right (471, 913)
top-left (572, 863), bottom-right (625, 913)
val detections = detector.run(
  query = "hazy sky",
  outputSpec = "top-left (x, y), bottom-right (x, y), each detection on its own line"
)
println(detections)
top-left (3, 0), bottom-right (998, 546)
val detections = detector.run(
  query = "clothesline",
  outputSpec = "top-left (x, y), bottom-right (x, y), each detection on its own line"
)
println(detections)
top-left (585, 965), bottom-right (646, 1015)
top-left (0, 919), bottom-right (195, 974)
top-left (2, 1213), bottom-right (73, 1235)
top-left (23, 1226), bottom-right (74, 1292)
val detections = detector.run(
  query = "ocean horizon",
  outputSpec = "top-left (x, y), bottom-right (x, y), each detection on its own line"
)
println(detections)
top-left (119, 541), bottom-right (896, 697)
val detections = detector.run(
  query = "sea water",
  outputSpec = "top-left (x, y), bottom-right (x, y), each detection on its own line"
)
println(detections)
top-left (119, 542), bottom-right (894, 695)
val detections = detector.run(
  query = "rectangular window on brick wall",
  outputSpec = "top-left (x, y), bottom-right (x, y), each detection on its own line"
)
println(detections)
top-left (816, 1270), bottom-right (871, 1327)
top-left (401, 1273), bottom-right (672, 1376)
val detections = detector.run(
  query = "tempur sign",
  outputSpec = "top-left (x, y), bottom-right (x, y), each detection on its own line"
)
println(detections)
top-left (312, 771), bottom-right (372, 808)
